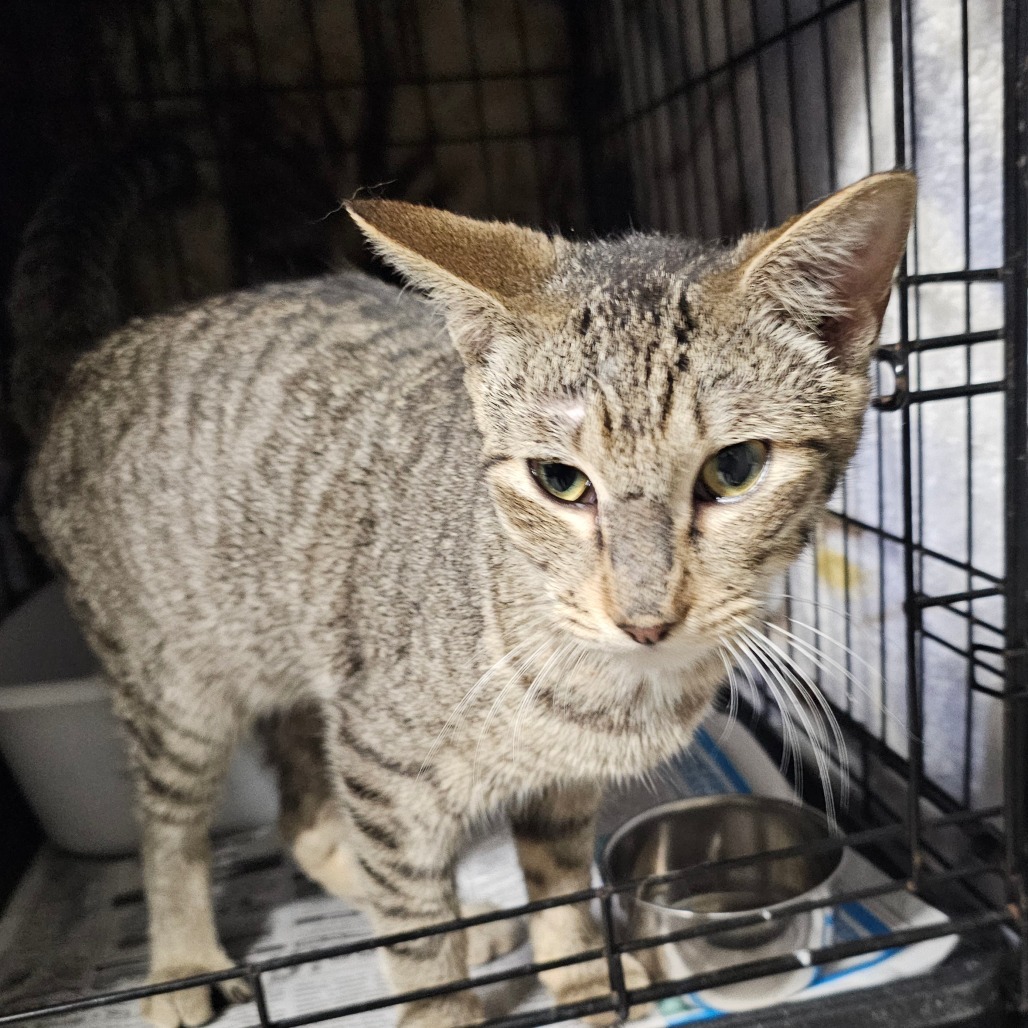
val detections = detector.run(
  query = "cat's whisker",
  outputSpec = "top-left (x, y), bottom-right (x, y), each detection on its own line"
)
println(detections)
top-left (758, 590), bottom-right (908, 731)
top-left (731, 625), bottom-right (839, 828)
top-left (555, 646), bottom-right (590, 726)
top-left (744, 628), bottom-right (835, 757)
top-left (735, 635), bottom-right (807, 796)
top-left (725, 658), bottom-right (740, 729)
top-left (441, 638), bottom-right (533, 725)
top-left (472, 677), bottom-right (523, 787)
top-left (715, 645), bottom-right (741, 748)
top-left (740, 629), bottom-right (840, 828)
top-left (761, 590), bottom-right (899, 657)
top-left (723, 635), bottom-right (801, 786)
top-left (510, 679), bottom-right (542, 768)
top-left (639, 757), bottom-right (681, 800)
top-left (722, 642), bottom-right (767, 745)
top-left (740, 630), bottom-right (835, 823)
top-left (723, 635), bottom-right (762, 712)
top-left (743, 625), bottom-right (848, 816)
top-left (761, 588), bottom-right (863, 615)
top-left (749, 627), bottom-right (851, 807)
top-left (764, 611), bottom-right (888, 690)
top-left (763, 628), bottom-right (888, 728)
top-left (763, 618), bottom-right (908, 735)
top-left (471, 636), bottom-right (553, 788)
top-left (742, 639), bottom-right (801, 784)
top-left (557, 616), bottom-right (602, 642)
top-left (417, 637), bottom-right (536, 782)
top-left (760, 589), bottom-right (907, 653)
top-left (531, 641), bottom-right (582, 760)
top-left (514, 641), bottom-right (579, 773)
top-left (511, 641), bottom-right (575, 764)
top-left (694, 601), bottom-right (762, 641)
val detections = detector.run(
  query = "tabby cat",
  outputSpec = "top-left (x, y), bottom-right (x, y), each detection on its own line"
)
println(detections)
top-left (9, 166), bottom-right (915, 1027)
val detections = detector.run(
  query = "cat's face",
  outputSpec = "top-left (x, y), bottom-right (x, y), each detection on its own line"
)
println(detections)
top-left (469, 255), bottom-right (869, 673)
top-left (347, 174), bottom-right (915, 672)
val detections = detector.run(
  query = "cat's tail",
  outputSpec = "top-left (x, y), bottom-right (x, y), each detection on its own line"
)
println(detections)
top-left (7, 142), bottom-right (196, 442)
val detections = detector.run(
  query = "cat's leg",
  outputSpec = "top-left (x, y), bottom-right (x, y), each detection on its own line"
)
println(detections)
top-left (267, 703), bottom-right (523, 974)
top-left (511, 785), bottom-right (651, 1026)
top-left (349, 816), bottom-right (485, 1026)
top-left (262, 701), bottom-right (361, 899)
top-left (112, 684), bottom-right (249, 1028)
top-left (458, 902), bottom-right (526, 967)
top-left (288, 796), bottom-right (523, 967)
top-left (307, 717), bottom-right (483, 1027)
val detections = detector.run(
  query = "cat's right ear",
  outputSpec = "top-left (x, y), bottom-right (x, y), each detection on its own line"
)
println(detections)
top-left (345, 198), bottom-right (559, 364)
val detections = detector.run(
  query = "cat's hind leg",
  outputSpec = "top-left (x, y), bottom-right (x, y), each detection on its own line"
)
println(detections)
top-left (263, 701), bottom-right (361, 900)
top-left (110, 679), bottom-right (250, 1028)
top-left (512, 785), bottom-right (651, 1026)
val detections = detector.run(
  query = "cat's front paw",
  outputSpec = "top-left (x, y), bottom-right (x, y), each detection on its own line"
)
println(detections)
top-left (461, 902), bottom-right (528, 966)
top-left (541, 952), bottom-right (652, 1025)
top-left (397, 992), bottom-right (485, 1027)
top-left (141, 956), bottom-right (251, 1028)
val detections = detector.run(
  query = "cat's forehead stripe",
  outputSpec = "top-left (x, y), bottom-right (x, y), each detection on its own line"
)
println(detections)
top-left (596, 330), bottom-right (690, 440)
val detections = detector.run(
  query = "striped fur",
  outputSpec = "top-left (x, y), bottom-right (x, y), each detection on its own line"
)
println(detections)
top-left (14, 172), bottom-right (914, 1027)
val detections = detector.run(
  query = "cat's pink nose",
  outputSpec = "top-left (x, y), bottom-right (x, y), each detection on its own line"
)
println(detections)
top-left (619, 622), bottom-right (674, 645)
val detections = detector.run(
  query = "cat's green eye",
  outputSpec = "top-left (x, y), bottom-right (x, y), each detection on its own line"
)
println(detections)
top-left (698, 441), bottom-right (769, 500)
top-left (529, 460), bottom-right (595, 505)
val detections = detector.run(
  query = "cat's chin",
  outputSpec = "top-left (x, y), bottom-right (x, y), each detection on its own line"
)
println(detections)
top-left (600, 640), bottom-right (724, 721)
top-left (595, 632), bottom-right (714, 676)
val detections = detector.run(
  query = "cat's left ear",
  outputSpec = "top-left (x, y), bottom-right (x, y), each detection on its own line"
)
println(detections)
top-left (345, 198), bottom-right (559, 363)
top-left (737, 171), bottom-right (916, 371)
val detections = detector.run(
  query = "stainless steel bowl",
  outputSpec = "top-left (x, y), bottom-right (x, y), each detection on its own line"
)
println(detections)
top-left (601, 795), bottom-right (843, 1011)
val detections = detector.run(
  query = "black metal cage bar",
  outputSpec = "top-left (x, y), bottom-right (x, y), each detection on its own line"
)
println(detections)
top-left (1002, 0), bottom-right (1028, 1014)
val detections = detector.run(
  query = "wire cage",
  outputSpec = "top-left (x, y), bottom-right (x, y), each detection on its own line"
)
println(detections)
top-left (0, 0), bottom-right (1025, 1026)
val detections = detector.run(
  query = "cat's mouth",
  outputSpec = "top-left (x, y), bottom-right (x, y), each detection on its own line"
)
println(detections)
top-left (551, 583), bottom-right (743, 674)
